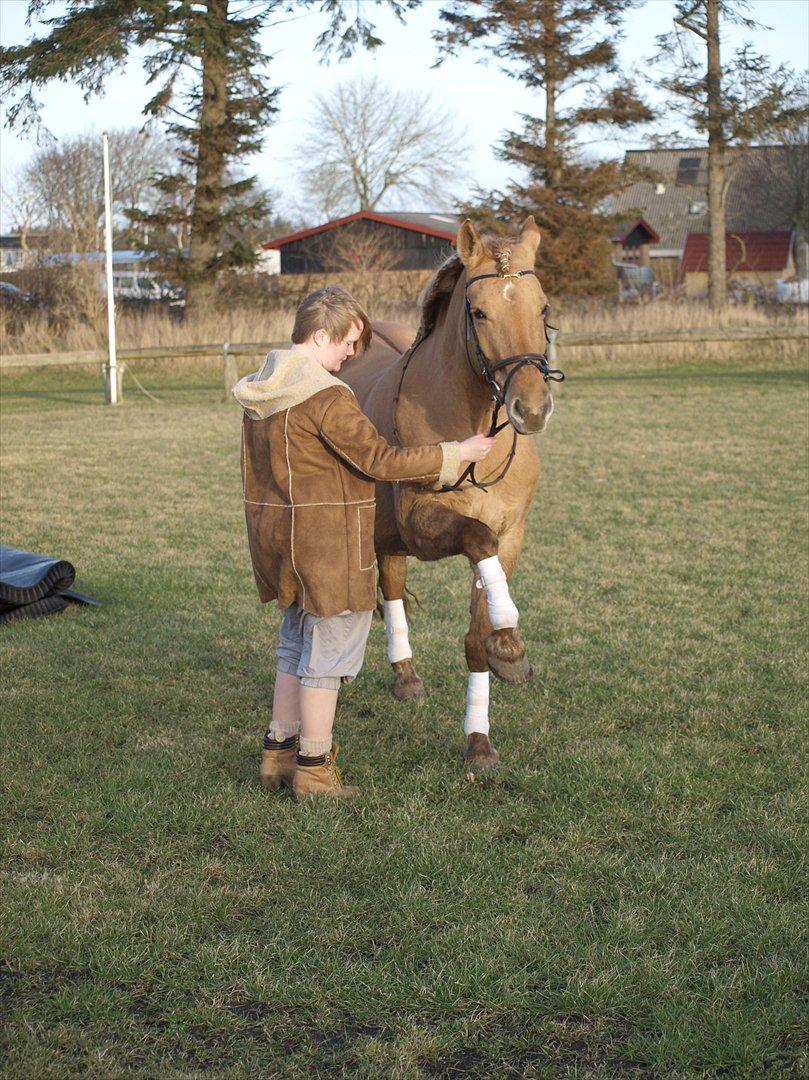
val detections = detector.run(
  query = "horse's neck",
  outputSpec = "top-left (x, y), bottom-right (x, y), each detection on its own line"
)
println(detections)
top-left (408, 282), bottom-right (493, 437)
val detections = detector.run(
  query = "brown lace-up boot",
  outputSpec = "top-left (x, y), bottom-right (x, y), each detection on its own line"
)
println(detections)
top-left (259, 733), bottom-right (298, 791)
top-left (292, 742), bottom-right (360, 801)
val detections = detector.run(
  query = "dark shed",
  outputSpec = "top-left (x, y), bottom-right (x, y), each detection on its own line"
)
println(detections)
top-left (263, 211), bottom-right (460, 274)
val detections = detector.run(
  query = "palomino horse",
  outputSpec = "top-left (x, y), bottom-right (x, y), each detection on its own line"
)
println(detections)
top-left (340, 216), bottom-right (562, 771)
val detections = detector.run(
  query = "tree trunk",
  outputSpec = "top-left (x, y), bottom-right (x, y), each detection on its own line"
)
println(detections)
top-left (706, 0), bottom-right (727, 309)
top-left (185, 0), bottom-right (229, 318)
top-left (543, 1), bottom-right (562, 189)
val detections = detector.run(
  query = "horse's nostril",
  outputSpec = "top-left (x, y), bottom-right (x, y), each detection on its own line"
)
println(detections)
top-left (511, 398), bottom-right (525, 422)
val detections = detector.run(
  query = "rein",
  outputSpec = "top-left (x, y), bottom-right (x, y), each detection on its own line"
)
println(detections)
top-left (391, 268), bottom-right (565, 493)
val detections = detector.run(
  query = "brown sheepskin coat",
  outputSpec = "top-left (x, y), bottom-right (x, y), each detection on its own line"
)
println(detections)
top-left (233, 350), bottom-right (460, 616)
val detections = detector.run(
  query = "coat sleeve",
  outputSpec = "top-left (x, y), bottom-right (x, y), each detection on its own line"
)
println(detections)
top-left (318, 392), bottom-right (461, 487)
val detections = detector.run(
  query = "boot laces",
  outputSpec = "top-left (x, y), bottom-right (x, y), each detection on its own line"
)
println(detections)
top-left (325, 753), bottom-right (343, 787)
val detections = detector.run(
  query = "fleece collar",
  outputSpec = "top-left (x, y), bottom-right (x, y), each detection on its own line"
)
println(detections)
top-left (232, 349), bottom-right (352, 419)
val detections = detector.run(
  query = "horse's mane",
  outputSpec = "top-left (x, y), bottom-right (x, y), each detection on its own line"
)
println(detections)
top-left (413, 233), bottom-right (521, 347)
top-left (414, 254), bottom-right (464, 346)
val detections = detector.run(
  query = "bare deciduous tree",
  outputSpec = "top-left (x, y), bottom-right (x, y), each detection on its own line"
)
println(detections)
top-left (16, 128), bottom-right (172, 253)
top-left (291, 76), bottom-right (470, 218)
top-left (1, 165), bottom-right (46, 266)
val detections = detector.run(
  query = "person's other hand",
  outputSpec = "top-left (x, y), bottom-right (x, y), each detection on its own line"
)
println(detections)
top-left (458, 434), bottom-right (495, 463)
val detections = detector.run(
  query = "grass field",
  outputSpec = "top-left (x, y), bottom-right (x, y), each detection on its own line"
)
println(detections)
top-left (1, 351), bottom-right (807, 1078)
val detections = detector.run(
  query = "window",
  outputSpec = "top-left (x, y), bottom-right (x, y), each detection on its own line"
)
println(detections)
top-left (676, 156), bottom-right (702, 185)
top-left (689, 201), bottom-right (707, 215)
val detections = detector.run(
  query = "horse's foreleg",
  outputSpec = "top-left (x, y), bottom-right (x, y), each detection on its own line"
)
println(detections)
top-left (463, 602), bottom-right (500, 773)
top-left (406, 502), bottom-right (521, 629)
top-left (378, 553), bottom-right (424, 701)
top-left (405, 503), bottom-right (522, 770)
top-left (481, 529), bottom-right (532, 686)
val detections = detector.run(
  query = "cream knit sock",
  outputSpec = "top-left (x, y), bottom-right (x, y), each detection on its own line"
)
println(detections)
top-left (267, 720), bottom-right (299, 741)
top-left (298, 735), bottom-right (333, 758)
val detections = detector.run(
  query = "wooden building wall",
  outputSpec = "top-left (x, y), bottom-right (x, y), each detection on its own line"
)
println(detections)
top-left (278, 219), bottom-right (454, 274)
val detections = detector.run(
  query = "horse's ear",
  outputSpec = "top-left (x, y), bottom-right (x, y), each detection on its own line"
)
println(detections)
top-left (519, 215), bottom-right (541, 254)
top-left (457, 219), bottom-right (485, 267)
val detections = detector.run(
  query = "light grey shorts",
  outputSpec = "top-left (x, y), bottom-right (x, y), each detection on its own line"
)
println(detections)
top-left (276, 603), bottom-right (374, 691)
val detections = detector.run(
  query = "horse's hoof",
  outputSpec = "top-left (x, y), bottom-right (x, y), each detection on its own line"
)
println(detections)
top-left (485, 630), bottom-right (532, 684)
top-left (393, 676), bottom-right (425, 701)
top-left (463, 732), bottom-right (500, 772)
top-left (391, 658), bottom-right (425, 701)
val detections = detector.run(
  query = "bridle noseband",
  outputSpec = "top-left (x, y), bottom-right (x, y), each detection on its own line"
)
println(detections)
top-left (390, 266), bottom-right (566, 493)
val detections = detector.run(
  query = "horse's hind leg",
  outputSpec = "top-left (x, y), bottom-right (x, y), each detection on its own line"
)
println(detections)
top-left (378, 554), bottom-right (424, 701)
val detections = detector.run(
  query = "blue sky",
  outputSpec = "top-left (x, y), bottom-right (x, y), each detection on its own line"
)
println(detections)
top-left (1, 0), bottom-right (807, 226)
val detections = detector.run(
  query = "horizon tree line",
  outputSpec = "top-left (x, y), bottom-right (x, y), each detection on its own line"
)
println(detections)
top-left (2, 0), bottom-right (807, 307)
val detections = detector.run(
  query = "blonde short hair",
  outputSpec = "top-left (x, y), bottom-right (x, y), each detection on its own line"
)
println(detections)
top-left (291, 286), bottom-right (372, 354)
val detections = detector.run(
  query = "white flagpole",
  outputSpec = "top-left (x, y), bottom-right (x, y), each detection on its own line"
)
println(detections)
top-left (102, 131), bottom-right (118, 405)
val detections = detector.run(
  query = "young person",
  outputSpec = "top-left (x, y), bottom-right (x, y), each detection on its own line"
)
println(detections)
top-left (233, 286), bottom-right (493, 800)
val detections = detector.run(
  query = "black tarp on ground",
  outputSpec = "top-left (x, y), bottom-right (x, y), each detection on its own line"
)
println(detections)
top-left (0, 545), bottom-right (100, 623)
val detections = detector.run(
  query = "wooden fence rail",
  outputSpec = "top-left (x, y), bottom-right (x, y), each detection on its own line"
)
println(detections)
top-left (1, 326), bottom-right (806, 400)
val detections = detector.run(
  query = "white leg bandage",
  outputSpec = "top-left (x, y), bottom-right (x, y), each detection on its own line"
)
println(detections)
top-left (476, 555), bottom-right (519, 629)
top-left (464, 671), bottom-right (490, 736)
top-left (383, 598), bottom-right (412, 663)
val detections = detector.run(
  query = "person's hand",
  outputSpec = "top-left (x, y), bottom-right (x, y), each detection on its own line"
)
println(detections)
top-left (458, 434), bottom-right (495, 463)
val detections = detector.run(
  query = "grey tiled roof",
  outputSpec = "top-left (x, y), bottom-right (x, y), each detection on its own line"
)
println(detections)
top-left (383, 212), bottom-right (462, 234)
top-left (611, 146), bottom-right (805, 253)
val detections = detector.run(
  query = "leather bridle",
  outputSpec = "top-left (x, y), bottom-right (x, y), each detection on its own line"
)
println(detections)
top-left (391, 267), bottom-right (565, 492)
top-left (450, 269), bottom-right (564, 491)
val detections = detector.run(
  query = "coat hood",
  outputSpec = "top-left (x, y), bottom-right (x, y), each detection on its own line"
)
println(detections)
top-left (232, 348), bottom-right (352, 420)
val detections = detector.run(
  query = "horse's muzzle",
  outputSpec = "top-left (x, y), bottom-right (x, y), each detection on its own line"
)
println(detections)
top-left (508, 392), bottom-right (554, 435)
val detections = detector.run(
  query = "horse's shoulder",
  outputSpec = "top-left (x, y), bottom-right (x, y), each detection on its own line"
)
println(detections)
top-left (371, 320), bottom-right (416, 355)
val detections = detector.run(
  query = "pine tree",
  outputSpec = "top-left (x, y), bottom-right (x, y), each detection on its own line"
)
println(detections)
top-left (652, 0), bottom-right (809, 309)
top-left (434, 0), bottom-right (654, 294)
top-left (1, 0), bottom-right (419, 314)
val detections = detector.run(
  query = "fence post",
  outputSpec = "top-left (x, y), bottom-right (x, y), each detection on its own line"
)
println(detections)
top-left (222, 341), bottom-right (237, 399)
top-left (546, 326), bottom-right (559, 366)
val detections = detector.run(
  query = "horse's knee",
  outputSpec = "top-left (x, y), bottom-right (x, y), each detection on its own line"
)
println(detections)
top-left (459, 519), bottom-right (498, 563)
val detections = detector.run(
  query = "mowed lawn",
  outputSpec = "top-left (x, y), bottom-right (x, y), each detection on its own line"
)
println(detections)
top-left (1, 356), bottom-right (807, 1078)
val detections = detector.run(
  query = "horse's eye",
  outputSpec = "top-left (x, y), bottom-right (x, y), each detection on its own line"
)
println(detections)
top-left (541, 303), bottom-right (550, 317)
top-left (473, 308), bottom-right (487, 320)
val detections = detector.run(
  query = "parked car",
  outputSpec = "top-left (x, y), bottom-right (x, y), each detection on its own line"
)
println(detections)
top-left (0, 280), bottom-right (33, 304)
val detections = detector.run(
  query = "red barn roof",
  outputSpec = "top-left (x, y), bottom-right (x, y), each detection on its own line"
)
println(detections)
top-left (681, 230), bottom-right (793, 272)
top-left (263, 210), bottom-right (459, 250)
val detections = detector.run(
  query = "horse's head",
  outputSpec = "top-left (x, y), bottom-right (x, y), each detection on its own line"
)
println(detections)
top-left (457, 216), bottom-right (555, 435)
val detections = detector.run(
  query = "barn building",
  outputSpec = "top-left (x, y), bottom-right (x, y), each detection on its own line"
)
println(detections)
top-left (262, 211), bottom-right (460, 274)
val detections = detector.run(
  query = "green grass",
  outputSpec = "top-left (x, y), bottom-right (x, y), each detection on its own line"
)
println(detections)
top-left (1, 355), bottom-right (807, 1078)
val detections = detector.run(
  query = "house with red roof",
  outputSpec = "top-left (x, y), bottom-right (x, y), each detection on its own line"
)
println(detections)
top-left (262, 211), bottom-right (460, 274)
top-left (608, 145), bottom-right (807, 294)
top-left (681, 231), bottom-right (795, 297)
